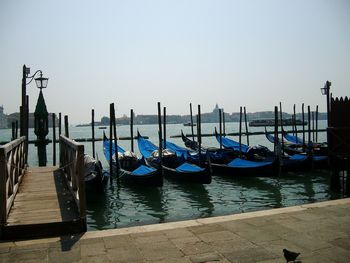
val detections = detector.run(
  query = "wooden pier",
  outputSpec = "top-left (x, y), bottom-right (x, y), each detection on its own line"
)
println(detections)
top-left (0, 135), bottom-right (86, 239)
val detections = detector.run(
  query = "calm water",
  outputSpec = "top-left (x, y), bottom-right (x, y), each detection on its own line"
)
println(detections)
top-left (0, 121), bottom-right (339, 230)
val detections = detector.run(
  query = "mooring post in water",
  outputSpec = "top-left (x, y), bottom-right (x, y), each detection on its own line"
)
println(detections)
top-left (302, 103), bottom-right (305, 148)
top-left (112, 104), bottom-right (119, 179)
top-left (59, 112), bottom-right (62, 135)
top-left (316, 105), bottom-right (319, 143)
top-left (52, 113), bottom-right (56, 166)
top-left (274, 106), bottom-right (279, 157)
top-left (11, 122), bottom-right (15, 140)
top-left (15, 120), bottom-right (18, 139)
top-left (239, 106), bottom-right (242, 158)
top-left (307, 105), bottom-right (311, 153)
top-left (163, 107), bottom-right (167, 149)
top-left (219, 108), bottom-right (222, 149)
top-left (130, 109), bottom-right (134, 152)
top-left (64, 115), bottom-right (69, 138)
top-left (198, 104), bottom-right (202, 164)
top-left (312, 110), bottom-right (315, 143)
top-left (222, 109), bottom-right (226, 136)
top-left (190, 103), bottom-right (195, 141)
top-left (109, 103), bottom-right (113, 182)
top-left (244, 106), bottom-right (249, 146)
top-left (279, 102), bottom-right (285, 156)
top-left (91, 109), bottom-right (95, 158)
top-left (157, 102), bottom-right (163, 168)
top-left (293, 104), bottom-right (296, 136)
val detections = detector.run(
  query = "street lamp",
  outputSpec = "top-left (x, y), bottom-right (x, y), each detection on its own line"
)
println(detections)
top-left (321, 80), bottom-right (331, 127)
top-left (34, 72), bottom-right (49, 90)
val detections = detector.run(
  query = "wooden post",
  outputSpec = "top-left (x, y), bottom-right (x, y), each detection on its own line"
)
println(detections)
top-left (198, 105), bottom-right (202, 164)
top-left (59, 113), bottom-right (62, 135)
top-left (308, 105), bottom-right (311, 147)
top-left (130, 109), bottom-right (134, 152)
top-left (239, 106), bottom-right (242, 157)
top-left (11, 122), bottom-right (15, 141)
top-left (274, 106), bottom-right (279, 155)
top-left (293, 104), bottom-right (296, 136)
top-left (219, 108), bottom-right (222, 149)
top-left (52, 113), bottom-right (56, 166)
top-left (64, 115), bottom-right (69, 138)
top-left (157, 102), bottom-right (163, 167)
top-left (302, 103), bottom-right (305, 147)
top-left (112, 104), bottom-right (119, 178)
top-left (279, 102), bottom-right (285, 155)
top-left (222, 109), bottom-right (226, 136)
top-left (244, 106), bottom-right (249, 146)
top-left (91, 109), bottom-right (95, 158)
top-left (190, 103), bottom-right (195, 141)
top-left (163, 107), bottom-right (167, 149)
top-left (15, 121), bottom-right (18, 139)
top-left (0, 146), bottom-right (7, 227)
top-left (109, 104), bottom-right (113, 181)
top-left (312, 111), bottom-right (315, 142)
top-left (316, 105), bottom-right (319, 143)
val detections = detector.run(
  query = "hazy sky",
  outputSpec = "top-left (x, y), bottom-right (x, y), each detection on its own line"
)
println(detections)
top-left (1, 0), bottom-right (349, 124)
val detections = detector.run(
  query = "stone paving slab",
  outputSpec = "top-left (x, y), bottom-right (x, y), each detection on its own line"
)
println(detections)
top-left (0, 198), bottom-right (350, 262)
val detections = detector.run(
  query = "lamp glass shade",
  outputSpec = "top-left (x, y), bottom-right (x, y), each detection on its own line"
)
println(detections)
top-left (35, 77), bottom-right (48, 89)
top-left (320, 87), bottom-right (327, 95)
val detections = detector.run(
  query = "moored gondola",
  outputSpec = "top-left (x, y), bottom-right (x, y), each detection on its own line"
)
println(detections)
top-left (103, 133), bottom-right (163, 187)
top-left (137, 132), bottom-right (211, 184)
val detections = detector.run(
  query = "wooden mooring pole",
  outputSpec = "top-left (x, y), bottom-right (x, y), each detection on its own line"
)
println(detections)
top-left (91, 109), bottom-right (95, 158)
top-left (239, 106), bottom-right (242, 158)
top-left (130, 109), bottom-right (134, 152)
top-left (244, 106), bottom-right (249, 146)
top-left (109, 104), bottom-right (113, 182)
top-left (157, 102), bottom-right (163, 168)
top-left (52, 113), bottom-right (56, 166)
top-left (190, 103), bottom-right (195, 141)
top-left (59, 113), bottom-right (62, 135)
top-left (64, 115), bottom-right (69, 138)
top-left (219, 108), bottom-right (222, 149)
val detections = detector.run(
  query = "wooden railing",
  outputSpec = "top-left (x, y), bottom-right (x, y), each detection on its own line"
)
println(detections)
top-left (0, 137), bottom-right (27, 228)
top-left (59, 135), bottom-right (86, 223)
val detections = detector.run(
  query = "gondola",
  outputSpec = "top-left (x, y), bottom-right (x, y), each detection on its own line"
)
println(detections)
top-left (181, 132), bottom-right (279, 177)
top-left (264, 128), bottom-right (327, 170)
top-left (103, 134), bottom-right (163, 187)
top-left (137, 132), bottom-right (211, 184)
top-left (84, 154), bottom-right (108, 191)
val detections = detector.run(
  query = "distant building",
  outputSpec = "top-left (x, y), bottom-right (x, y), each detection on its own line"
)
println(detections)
top-left (0, 105), bottom-right (8, 129)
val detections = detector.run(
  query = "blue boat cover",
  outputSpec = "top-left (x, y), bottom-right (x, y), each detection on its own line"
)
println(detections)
top-left (163, 140), bottom-right (191, 158)
top-left (131, 165), bottom-right (156, 176)
top-left (290, 154), bottom-right (308, 161)
top-left (216, 134), bottom-right (249, 153)
top-left (227, 158), bottom-right (273, 168)
top-left (175, 162), bottom-right (205, 172)
top-left (265, 132), bottom-right (277, 144)
top-left (137, 136), bottom-right (158, 159)
top-left (313, 155), bottom-right (327, 162)
top-left (283, 133), bottom-right (304, 144)
top-left (103, 139), bottom-right (125, 162)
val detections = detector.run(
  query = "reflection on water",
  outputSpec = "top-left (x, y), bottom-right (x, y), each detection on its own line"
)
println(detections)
top-left (86, 169), bottom-right (339, 231)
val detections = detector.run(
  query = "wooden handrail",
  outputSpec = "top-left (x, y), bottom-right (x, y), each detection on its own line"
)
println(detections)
top-left (0, 137), bottom-right (27, 227)
top-left (59, 135), bottom-right (86, 221)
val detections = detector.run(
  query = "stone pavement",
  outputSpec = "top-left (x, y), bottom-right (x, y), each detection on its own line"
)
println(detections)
top-left (1, 198), bottom-right (350, 262)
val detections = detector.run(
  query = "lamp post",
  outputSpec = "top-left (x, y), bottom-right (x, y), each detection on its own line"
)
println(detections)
top-left (321, 80), bottom-right (331, 127)
top-left (20, 65), bottom-right (48, 164)
top-left (33, 72), bottom-right (49, 166)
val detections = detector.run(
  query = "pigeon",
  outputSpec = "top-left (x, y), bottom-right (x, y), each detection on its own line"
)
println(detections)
top-left (283, 248), bottom-right (300, 262)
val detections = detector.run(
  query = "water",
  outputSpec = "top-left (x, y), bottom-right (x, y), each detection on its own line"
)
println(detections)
top-left (0, 121), bottom-right (338, 231)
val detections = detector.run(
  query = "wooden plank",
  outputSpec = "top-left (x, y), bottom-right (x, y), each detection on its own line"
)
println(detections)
top-left (3, 166), bottom-right (83, 239)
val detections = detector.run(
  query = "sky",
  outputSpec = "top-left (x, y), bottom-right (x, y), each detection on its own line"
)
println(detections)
top-left (0, 0), bottom-right (349, 124)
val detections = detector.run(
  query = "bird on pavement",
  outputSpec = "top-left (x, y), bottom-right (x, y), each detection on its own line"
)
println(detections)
top-left (283, 248), bottom-right (300, 262)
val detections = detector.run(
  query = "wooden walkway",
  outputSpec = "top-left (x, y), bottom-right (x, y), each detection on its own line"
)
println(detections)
top-left (2, 166), bottom-right (84, 239)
